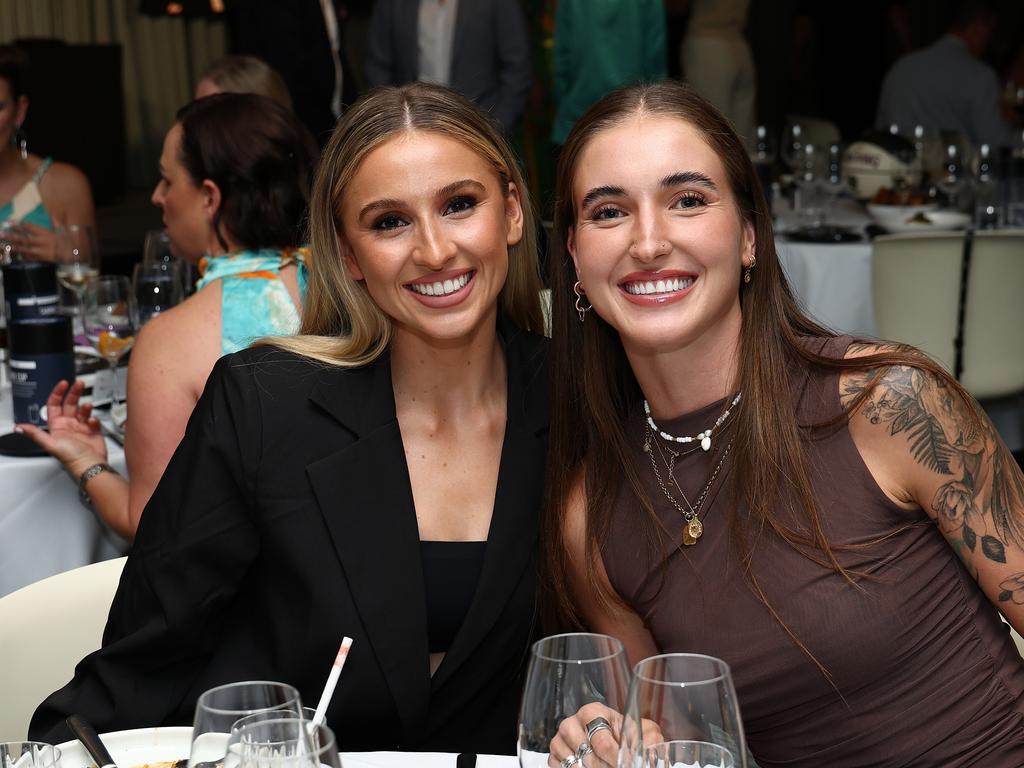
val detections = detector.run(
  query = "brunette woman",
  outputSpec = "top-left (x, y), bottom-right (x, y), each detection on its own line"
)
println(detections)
top-left (543, 81), bottom-right (1024, 767)
top-left (31, 83), bottom-right (547, 756)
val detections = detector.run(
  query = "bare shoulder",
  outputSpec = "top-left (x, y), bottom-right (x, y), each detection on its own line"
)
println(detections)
top-left (39, 162), bottom-right (91, 198)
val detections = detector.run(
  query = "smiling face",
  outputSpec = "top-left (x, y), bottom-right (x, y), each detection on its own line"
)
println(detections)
top-left (150, 124), bottom-right (215, 262)
top-left (338, 129), bottom-right (523, 346)
top-left (568, 115), bottom-right (754, 358)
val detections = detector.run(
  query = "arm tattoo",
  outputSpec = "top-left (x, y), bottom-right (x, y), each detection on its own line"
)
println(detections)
top-left (842, 359), bottom-right (1024, 569)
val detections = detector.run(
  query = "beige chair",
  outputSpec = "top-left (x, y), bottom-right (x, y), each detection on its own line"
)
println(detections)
top-left (871, 231), bottom-right (965, 372)
top-left (0, 556), bottom-right (126, 740)
top-left (960, 230), bottom-right (1024, 399)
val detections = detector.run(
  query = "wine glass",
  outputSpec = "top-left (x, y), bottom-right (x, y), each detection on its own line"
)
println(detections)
top-left (189, 681), bottom-right (304, 768)
top-left (54, 224), bottom-right (100, 338)
top-left (517, 633), bottom-right (632, 768)
top-left (618, 654), bottom-right (748, 768)
top-left (230, 714), bottom-right (341, 768)
top-left (82, 275), bottom-right (138, 415)
top-left (0, 743), bottom-right (61, 768)
top-left (144, 229), bottom-right (193, 298)
top-left (937, 143), bottom-right (966, 211)
top-left (643, 740), bottom-right (735, 768)
top-left (133, 261), bottom-right (183, 324)
top-left (820, 143), bottom-right (848, 224)
top-left (780, 123), bottom-right (804, 180)
top-left (794, 143), bottom-right (825, 228)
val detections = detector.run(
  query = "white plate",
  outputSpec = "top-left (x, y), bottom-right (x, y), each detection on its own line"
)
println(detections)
top-left (55, 728), bottom-right (517, 768)
top-left (879, 210), bottom-right (972, 233)
top-left (56, 726), bottom-right (192, 768)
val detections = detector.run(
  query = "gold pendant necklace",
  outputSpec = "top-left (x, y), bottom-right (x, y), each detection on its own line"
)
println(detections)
top-left (644, 425), bottom-right (733, 546)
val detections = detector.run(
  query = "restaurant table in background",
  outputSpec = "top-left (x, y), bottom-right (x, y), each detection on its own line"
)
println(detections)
top-left (774, 197), bottom-right (878, 338)
top-left (0, 382), bottom-right (128, 598)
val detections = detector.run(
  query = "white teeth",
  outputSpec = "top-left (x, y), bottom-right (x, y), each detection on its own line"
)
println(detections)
top-left (409, 273), bottom-right (471, 296)
top-left (624, 277), bottom-right (693, 295)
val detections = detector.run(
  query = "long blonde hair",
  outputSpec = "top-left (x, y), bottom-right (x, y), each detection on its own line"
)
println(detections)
top-left (199, 55), bottom-right (293, 111)
top-left (269, 83), bottom-right (544, 367)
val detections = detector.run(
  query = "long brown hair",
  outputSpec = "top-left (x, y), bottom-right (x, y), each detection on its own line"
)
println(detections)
top-left (542, 82), bottom-right (962, 672)
top-left (267, 83), bottom-right (544, 367)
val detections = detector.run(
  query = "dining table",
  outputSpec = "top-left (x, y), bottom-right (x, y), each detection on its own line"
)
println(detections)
top-left (0, 377), bottom-right (128, 599)
top-left (772, 197), bottom-right (877, 338)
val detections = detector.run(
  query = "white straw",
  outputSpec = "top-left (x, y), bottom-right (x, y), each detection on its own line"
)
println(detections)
top-left (312, 636), bottom-right (353, 726)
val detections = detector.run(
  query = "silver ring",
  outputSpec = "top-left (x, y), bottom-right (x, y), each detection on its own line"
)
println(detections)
top-left (585, 716), bottom-right (612, 741)
top-left (559, 756), bottom-right (578, 768)
top-left (576, 741), bottom-right (594, 760)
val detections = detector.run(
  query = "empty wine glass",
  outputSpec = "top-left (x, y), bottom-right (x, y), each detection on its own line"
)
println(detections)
top-left (133, 261), bottom-right (184, 324)
top-left (820, 143), bottom-right (848, 223)
top-left (517, 633), bottom-right (632, 768)
top-left (54, 224), bottom-right (100, 337)
top-left (189, 681), bottom-right (304, 768)
top-left (618, 654), bottom-right (748, 768)
top-left (937, 143), bottom-right (966, 210)
top-left (794, 143), bottom-right (825, 228)
top-left (643, 740), bottom-right (735, 768)
top-left (780, 123), bottom-right (804, 180)
top-left (144, 229), bottom-right (193, 298)
top-left (82, 275), bottom-right (138, 414)
top-left (234, 717), bottom-right (341, 768)
top-left (0, 743), bottom-right (61, 768)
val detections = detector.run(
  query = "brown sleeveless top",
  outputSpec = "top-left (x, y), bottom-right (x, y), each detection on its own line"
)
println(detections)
top-left (601, 336), bottom-right (1024, 767)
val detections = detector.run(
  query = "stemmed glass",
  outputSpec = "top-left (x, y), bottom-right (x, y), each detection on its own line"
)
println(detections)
top-left (54, 224), bottom-right (100, 338)
top-left (189, 681), bottom-right (305, 768)
top-left (819, 143), bottom-right (848, 224)
top-left (780, 123), bottom-right (804, 181)
top-left (229, 713), bottom-right (342, 768)
top-left (517, 633), bottom-right (632, 768)
top-left (642, 740), bottom-right (735, 768)
top-left (618, 654), bottom-right (748, 768)
top-left (937, 143), bottom-right (966, 211)
top-left (144, 229), bottom-right (192, 298)
top-left (0, 743), bottom-right (61, 768)
top-left (794, 143), bottom-right (825, 228)
top-left (82, 275), bottom-right (138, 414)
top-left (133, 261), bottom-right (183, 324)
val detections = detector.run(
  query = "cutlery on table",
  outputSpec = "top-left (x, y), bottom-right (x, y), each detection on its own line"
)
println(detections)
top-left (66, 715), bottom-right (117, 768)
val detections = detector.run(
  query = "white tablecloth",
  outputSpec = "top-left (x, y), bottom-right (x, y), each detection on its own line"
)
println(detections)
top-left (0, 383), bottom-right (128, 598)
top-left (344, 753), bottom-right (515, 767)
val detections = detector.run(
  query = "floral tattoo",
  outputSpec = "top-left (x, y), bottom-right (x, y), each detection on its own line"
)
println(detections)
top-left (842, 351), bottom-right (1024, 593)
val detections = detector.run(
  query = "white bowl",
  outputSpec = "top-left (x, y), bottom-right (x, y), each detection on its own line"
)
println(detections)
top-left (877, 209), bottom-right (972, 233)
top-left (866, 202), bottom-right (939, 226)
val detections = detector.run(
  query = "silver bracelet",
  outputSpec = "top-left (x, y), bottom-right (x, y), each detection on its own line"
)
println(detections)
top-left (78, 462), bottom-right (117, 508)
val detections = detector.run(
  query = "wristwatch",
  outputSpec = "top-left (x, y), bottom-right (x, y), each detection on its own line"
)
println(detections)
top-left (78, 462), bottom-right (116, 508)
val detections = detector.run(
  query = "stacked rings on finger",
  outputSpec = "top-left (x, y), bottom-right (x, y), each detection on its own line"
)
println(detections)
top-left (585, 717), bottom-right (612, 741)
top-left (575, 741), bottom-right (594, 760)
top-left (559, 756), bottom-right (578, 768)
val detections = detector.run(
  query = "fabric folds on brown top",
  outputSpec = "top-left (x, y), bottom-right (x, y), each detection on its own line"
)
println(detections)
top-left (601, 335), bottom-right (1024, 767)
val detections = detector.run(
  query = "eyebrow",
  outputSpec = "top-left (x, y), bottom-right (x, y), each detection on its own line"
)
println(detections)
top-left (580, 171), bottom-right (718, 211)
top-left (358, 178), bottom-right (486, 220)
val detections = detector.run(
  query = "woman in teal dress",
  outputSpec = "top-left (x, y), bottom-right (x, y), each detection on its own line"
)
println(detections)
top-left (19, 93), bottom-right (318, 540)
top-left (0, 46), bottom-right (95, 260)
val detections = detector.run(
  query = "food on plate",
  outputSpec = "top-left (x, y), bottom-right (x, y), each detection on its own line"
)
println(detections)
top-left (870, 186), bottom-right (929, 206)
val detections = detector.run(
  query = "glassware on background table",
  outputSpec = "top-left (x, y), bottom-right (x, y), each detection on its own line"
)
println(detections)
top-left (517, 633), bottom-right (631, 768)
top-left (937, 143), bottom-right (967, 211)
top-left (0, 742), bottom-right (61, 768)
top-left (794, 143), bottom-right (825, 228)
top-left (780, 123), bottom-right (804, 181)
top-left (144, 229), bottom-right (193, 298)
top-left (618, 654), bottom-right (747, 768)
top-left (82, 275), bottom-right (138, 413)
top-left (133, 261), bottom-right (184, 324)
top-left (189, 681), bottom-right (304, 768)
top-left (643, 740), bottom-right (735, 768)
top-left (820, 142), bottom-right (848, 224)
top-left (54, 224), bottom-right (100, 337)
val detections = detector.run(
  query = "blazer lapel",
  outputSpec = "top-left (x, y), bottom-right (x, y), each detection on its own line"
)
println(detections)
top-left (431, 327), bottom-right (548, 691)
top-left (305, 356), bottom-right (432, 735)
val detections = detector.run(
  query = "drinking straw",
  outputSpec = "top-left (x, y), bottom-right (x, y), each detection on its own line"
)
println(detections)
top-left (312, 637), bottom-right (353, 726)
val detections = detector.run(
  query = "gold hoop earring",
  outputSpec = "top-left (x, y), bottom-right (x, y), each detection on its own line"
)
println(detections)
top-left (573, 280), bottom-right (592, 322)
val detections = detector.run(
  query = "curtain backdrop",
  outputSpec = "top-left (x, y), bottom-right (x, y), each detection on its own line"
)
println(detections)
top-left (0, 0), bottom-right (227, 188)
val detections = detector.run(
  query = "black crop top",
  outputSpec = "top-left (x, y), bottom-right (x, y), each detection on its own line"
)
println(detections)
top-left (420, 540), bottom-right (487, 654)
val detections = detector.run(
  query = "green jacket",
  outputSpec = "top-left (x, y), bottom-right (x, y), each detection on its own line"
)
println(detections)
top-left (552, 0), bottom-right (667, 145)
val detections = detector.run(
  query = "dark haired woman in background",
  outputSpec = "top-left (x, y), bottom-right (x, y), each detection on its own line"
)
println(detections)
top-left (20, 93), bottom-right (317, 540)
top-left (543, 81), bottom-right (1024, 766)
top-left (0, 45), bottom-right (95, 260)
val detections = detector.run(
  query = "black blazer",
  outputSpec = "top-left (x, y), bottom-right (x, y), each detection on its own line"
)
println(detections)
top-left (31, 325), bottom-right (549, 755)
top-left (364, 0), bottom-right (532, 132)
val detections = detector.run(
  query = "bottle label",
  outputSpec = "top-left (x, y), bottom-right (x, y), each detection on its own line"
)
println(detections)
top-left (9, 351), bottom-right (75, 425)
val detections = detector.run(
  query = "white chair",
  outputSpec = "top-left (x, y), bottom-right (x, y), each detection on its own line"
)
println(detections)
top-left (0, 556), bottom-right (126, 740)
top-left (961, 230), bottom-right (1024, 399)
top-left (871, 231), bottom-right (965, 372)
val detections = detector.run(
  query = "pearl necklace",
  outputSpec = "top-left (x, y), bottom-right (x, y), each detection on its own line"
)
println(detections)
top-left (643, 392), bottom-right (742, 452)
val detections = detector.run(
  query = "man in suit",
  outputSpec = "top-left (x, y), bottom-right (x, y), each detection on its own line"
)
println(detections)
top-left (229, 0), bottom-right (360, 145)
top-left (364, 0), bottom-right (532, 133)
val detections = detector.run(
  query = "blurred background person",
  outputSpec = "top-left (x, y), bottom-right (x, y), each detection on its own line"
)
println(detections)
top-left (19, 94), bottom-right (318, 541)
top-left (194, 54), bottom-right (293, 111)
top-left (229, 0), bottom-right (357, 145)
top-left (365, 0), bottom-right (532, 134)
top-left (550, 0), bottom-right (665, 148)
top-left (876, 0), bottom-right (1013, 147)
top-left (680, 0), bottom-right (757, 149)
top-left (0, 45), bottom-right (94, 261)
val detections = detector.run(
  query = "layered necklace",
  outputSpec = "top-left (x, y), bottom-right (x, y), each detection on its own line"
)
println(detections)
top-left (642, 393), bottom-right (740, 546)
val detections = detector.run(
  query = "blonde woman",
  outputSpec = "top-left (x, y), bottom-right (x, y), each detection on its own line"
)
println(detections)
top-left (194, 54), bottom-right (293, 110)
top-left (31, 83), bottom-right (547, 756)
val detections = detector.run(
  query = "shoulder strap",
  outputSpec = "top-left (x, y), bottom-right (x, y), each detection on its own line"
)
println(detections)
top-left (32, 157), bottom-right (54, 184)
